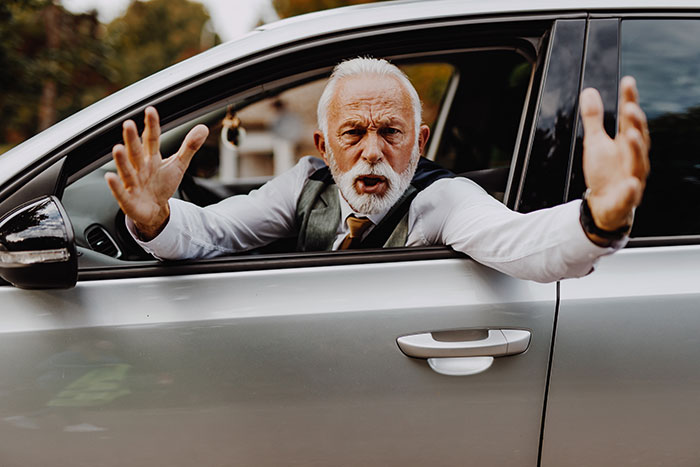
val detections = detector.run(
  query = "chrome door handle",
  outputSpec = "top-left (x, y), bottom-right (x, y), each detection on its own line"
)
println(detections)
top-left (396, 329), bottom-right (530, 359)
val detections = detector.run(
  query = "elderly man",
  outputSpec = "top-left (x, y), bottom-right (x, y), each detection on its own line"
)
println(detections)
top-left (105, 57), bottom-right (650, 283)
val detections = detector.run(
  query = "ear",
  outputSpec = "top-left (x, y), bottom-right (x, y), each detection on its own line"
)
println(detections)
top-left (314, 130), bottom-right (329, 165)
top-left (418, 124), bottom-right (430, 155)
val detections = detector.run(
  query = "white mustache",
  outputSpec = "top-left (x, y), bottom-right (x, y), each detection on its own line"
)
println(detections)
top-left (346, 160), bottom-right (397, 189)
top-left (327, 142), bottom-right (419, 214)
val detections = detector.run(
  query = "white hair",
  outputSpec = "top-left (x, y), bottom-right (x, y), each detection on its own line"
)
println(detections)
top-left (316, 57), bottom-right (422, 138)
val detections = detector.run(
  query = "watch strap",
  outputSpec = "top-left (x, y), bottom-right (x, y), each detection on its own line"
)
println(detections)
top-left (579, 190), bottom-right (632, 246)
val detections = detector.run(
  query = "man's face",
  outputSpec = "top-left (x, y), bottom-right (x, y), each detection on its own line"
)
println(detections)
top-left (314, 74), bottom-right (430, 214)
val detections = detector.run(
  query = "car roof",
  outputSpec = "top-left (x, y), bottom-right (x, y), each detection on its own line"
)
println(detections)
top-left (257, 0), bottom-right (700, 33)
top-left (1, 0), bottom-right (698, 187)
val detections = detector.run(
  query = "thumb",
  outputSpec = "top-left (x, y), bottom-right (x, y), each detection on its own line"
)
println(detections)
top-left (580, 87), bottom-right (605, 140)
top-left (174, 124), bottom-right (210, 168)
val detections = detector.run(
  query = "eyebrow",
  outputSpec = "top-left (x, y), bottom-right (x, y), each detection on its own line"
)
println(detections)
top-left (339, 115), bottom-right (404, 129)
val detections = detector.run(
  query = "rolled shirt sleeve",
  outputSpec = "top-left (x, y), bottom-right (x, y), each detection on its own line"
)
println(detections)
top-left (129, 162), bottom-right (621, 283)
top-left (127, 156), bottom-right (326, 260)
top-left (407, 177), bottom-right (620, 283)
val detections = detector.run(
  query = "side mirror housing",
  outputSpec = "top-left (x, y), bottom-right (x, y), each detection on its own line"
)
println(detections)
top-left (0, 196), bottom-right (77, 289)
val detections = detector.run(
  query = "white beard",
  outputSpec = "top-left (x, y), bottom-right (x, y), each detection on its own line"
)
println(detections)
top-left (327, 144), bottom-right (420, 215)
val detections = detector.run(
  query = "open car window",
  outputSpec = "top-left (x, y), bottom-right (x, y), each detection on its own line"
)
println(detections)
top-left (62, 47), bottom-right (536, 264)
top-left (167, 55), bottom-right (530, 206)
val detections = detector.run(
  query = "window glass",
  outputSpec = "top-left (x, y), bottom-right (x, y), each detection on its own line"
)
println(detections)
top-left (401, 63), bottom-right (455, 130)
top-left (433, 52), bottom-right (531, 173)
top-left (433, 51), bottom-right (532, 202)
top-left (622, 19), bottom-right (700, 237)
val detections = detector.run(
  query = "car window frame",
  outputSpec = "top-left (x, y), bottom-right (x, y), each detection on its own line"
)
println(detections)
top-left (515, 18), bottom-right (587, 213)
top-left (570, 12), bottom-right (700, 248)
top-left (73, 17), bottom-right (556, 281)
top-left (4, 13), bottom-right (590, 284)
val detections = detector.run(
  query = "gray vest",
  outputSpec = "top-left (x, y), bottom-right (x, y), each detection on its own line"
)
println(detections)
top-left (295, 178), bottom-right (415, 252)
top-left (294, 158), bottom-right (454, 252)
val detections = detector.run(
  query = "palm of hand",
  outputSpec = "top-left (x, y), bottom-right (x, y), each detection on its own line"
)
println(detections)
top-left (105, 107), bottom-right (209, 239)
top-left (580, 78), bottom-right (650, 231)
top-left (122, 151), bottom-right (184, 224)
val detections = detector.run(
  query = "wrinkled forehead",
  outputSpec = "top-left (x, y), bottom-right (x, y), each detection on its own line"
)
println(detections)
top-left (328, 74), bottom-right (414, 124)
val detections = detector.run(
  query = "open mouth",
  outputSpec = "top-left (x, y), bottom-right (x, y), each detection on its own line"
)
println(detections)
top-left (355, 175), bottom-right (388, 194)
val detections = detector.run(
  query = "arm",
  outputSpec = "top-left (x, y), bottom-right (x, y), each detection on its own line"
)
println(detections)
top-left (128, 157), bottom-right (325, 260)
top-left (408, 78), bottom-right (650, 283)
top-left (106, 107), bottom-right (323, 260)
top-left (408, 178), bottom-right (607, 283)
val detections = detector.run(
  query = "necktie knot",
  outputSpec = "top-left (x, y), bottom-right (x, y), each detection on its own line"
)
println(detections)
top-left (339, 215), bottom-right (374, 249)
top-left (346, 215), bottom-right (373, 238)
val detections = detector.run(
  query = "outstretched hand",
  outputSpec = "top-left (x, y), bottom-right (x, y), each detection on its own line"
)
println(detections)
top-left (105, 106), bottom-right (209, 240)
top-left (580, 76), bottom-right (650, 237)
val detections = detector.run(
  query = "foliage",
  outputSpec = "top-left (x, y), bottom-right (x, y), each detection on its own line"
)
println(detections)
top-left (1, 0), bottom-right (50, 144)
top-left (0, 1), bottom-right (115, 147)
top-left (272, 0), bottom-right (391, 19)
top-left (106, 0), bottom-right (214, 88)
top-left (0, 0), bottom-right (215, 152)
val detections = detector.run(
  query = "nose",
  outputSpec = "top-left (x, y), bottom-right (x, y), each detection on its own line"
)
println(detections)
top-left (361, 131), bottom-right (383, 164)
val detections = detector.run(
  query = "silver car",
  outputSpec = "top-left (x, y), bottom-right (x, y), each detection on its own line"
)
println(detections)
top-left (1, 1), bottom-right (699, 465)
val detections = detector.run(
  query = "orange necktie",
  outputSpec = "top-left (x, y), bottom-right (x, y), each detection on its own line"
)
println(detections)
top-left (338, 215), bottom-right (374, 250)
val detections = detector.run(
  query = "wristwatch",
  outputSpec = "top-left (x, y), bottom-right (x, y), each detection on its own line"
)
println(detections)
top-left (579, 189), bottom-right (632, 247)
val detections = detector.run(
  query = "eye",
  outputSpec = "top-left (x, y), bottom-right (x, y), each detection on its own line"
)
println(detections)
top-left (341, 128), bottom-right (365, 142)
top-left (380, 127), bottom-right (401, 137)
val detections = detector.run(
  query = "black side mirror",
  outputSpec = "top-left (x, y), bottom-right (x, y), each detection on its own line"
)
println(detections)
top-left (0, 196), bottom-right (77, 289)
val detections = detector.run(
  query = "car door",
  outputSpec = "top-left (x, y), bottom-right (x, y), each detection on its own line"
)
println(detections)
top-left (0, 15), bottom-right (584, 466)
top-left (542, 15), bottom-right (700, 466)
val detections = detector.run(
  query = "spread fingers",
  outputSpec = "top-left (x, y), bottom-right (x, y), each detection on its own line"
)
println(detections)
top-left (618, 77), bottom-right (651, 147)
top-left (104, 172), bottom-right (141, 217)
top-left (122, 119), bottom-right (145, 171)
top-left (620, 102), bottom-right (650, 149)
top-left (173, 124), bottom-right (209, 170)
top-left (580, 87), bottom-right (606, 140)
top-left (621, 101), bottom-right (651, 152)
top-left (112, 143), bottom-right (138, 189)
top-left (624, 127), bottom-right (650, 181)
top-left (142, 106), bottom-right (161, 157)
top-left (619, 76), bottom-right (639, 105)
top-left (104, 172), bottom-right (129, 206)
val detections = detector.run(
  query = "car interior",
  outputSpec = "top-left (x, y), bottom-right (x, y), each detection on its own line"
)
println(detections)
top-left (61, 47), bottom-right (536, 263)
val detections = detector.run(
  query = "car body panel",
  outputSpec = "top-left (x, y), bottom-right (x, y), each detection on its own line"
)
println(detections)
top-left (542, 245), bottom-right (700, 465)
top-left (0, 259), bottom-right (555, 466)
top-left (541, 13), bottom-right (700, 463)
top-left (2, 1), bottom-right (700, 465)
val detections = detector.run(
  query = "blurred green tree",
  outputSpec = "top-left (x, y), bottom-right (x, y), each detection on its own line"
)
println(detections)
top-left (0, 0), bottom-right (113, 149)
top-left (272, 0), bottom-right (390, 18)
top-left (1, 0), bottom-right (217, 153)
top-left (106, 0), bottom-right (216, 88)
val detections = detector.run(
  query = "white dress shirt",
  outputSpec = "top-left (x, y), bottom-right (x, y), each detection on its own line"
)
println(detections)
top-left (128, 156), bottom-right (617, 283)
